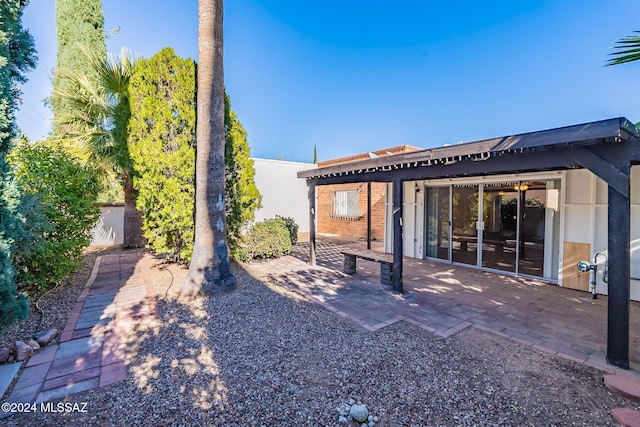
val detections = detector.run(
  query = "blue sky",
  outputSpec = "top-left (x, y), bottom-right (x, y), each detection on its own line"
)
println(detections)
top-left (16, 0), bottom-right (640, 163)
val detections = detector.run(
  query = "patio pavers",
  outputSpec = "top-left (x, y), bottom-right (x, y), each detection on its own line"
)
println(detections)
top-left (2, 252), bottom-right (157, 410)
top-left (246, 237), bottom-right (640, 371)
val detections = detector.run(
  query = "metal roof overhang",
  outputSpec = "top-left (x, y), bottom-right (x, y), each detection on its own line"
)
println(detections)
top-left (297, 117), bottom-right (640, 185)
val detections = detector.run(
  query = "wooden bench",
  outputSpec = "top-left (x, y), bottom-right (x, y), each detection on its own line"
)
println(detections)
top-left (341, 250), bottom-right (394, 286)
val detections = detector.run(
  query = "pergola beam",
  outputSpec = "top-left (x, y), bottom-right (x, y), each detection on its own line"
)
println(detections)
top-left (567, 146), bottom-right (629, 197)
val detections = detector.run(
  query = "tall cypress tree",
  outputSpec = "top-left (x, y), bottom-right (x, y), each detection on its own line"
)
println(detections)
top-left (128, 47), bottom-right (261, 262)
top-left (224, 93), bottom-right (261, 253)
top-left (128, 48), bottom-right (197, 262)
top-left (0, 0), bottom-right (37, 332)
top-left (52, 0), bottom-right (106, 134)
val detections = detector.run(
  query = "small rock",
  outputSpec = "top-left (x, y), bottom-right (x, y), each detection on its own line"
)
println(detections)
top-left (33, 328), bottom-right (58, 347)
top-left (27, 339), bottom-right (40, 351)
top-left (348, 398), bottom-right (355, 405)
top-left (368, 415), bottom-right (374, 421)
top-left (0, 347), bottom-right (10, 363)
top-left (373, 416), bottom-right (379, 422)
top-left (350, 404), bottom-right (369, 423)
top-left (8, 355), bottom-right (14, 363)
top-left (14, 341), bottom-right (33, 361)
top-left (338, 416), bottom-right (348, 423)
top-left (361, 424), bottom-right (367, 427)
top-left (368, 422), bottom-right (375, 427)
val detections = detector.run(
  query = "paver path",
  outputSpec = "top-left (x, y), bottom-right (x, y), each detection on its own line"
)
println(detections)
top-left (4, 253), bottom-right (157, 406)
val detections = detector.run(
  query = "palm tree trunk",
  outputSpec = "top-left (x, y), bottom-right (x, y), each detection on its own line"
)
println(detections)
top-left (121, 173), bottom-right (145, 248)
top-left (182, 0), bottom-right (236, 296)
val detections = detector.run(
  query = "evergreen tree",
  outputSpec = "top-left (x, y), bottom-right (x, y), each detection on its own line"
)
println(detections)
top-left (224, 93), bottom-right (261, 253)
top-left (128, 48), bottom-right (260, 263)
top-left (51, 0), bottom-right (106, 134)
top-left (313, 144), bottom-right (318, 164)
top-left (0, 0), bottom-right (37, 331)
top-left (128, 48), bottom-right (197, 262)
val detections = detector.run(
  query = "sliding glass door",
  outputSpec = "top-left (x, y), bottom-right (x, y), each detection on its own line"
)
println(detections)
top-left (517, 181), bottom-right (547, 277)
top-left (481, 183), bottom-right (518, 273)
top-left (425, 187), bottom-right (450, 260)
top-left (423, 179), bottom-right (559, 280)
top-left (451, 185), bottom-right (479, 266)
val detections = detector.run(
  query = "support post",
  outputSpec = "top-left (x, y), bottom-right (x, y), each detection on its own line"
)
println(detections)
top-left (367, 181), bottom-right (372, 250)
top-left (392, 178), bottom-right (403, 293)
top-left (308, 181), bottom-right (316, 266)
top-left (607, 165), bottom-right (631, 369)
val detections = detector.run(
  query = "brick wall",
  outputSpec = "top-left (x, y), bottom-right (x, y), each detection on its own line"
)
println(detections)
top-left (317, 182), bottom-right (386, 240)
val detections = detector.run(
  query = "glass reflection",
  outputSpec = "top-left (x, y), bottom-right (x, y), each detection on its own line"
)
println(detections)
top-left (482, 184), bottom-right (518, 272)
top-left (452, 185), bottom-right (479, 265)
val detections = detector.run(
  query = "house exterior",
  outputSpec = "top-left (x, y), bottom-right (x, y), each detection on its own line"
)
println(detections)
top-left (316, 146), bottom-right (422, 241)
top-left (298, 117), bottom-right (640, 368)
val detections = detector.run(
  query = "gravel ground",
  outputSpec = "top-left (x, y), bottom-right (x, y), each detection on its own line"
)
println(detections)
top-left (3, 252), bottom-right (638, 426)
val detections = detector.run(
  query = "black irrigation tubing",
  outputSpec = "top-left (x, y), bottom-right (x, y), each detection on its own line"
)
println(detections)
top-left (34, 281), bottom-right (61, 334)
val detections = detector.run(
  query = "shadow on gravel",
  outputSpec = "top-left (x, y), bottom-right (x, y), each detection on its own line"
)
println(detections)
top-left (108, 256), bottom-right (640, 427)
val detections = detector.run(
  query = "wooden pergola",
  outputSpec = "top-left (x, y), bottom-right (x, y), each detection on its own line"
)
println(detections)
top-left (298, 117), bottom-right (640, 369)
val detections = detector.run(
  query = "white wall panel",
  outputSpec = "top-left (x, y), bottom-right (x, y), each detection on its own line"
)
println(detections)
top-left (252, 158), bottom-right (315, 232)
top-left (563, 205), bottom-right (592, 244)
top-left (596, 176), bottom-right (608, 205)
top-left (632, 166), bottom-right (640, 204)
top-left (565, 169), bottom-right (593, 204)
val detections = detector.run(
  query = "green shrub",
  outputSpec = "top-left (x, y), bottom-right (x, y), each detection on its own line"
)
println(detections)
top-left (237, 218), bottom-right (292, 261)
top-left (11, 193), bottom-right (54, 283)
top-left (8, 141), bottom-right (100, 288)
top-left (276, 215), bottom-right (299, 245)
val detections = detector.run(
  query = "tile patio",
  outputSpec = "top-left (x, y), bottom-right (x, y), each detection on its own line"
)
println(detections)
top-left (247, 237), bottom-right (640, 371)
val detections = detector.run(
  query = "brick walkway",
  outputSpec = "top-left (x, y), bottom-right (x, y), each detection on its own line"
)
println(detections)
top-left (5, 253), bottom-right (158, 405)
top-left (247, 237), bottom-right (640, 371)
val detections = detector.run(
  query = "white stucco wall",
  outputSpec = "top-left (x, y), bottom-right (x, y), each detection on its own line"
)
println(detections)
top-left (90, 204), bottom-right (125, 246)
top-left (564, 166), bottom-right (640, 299)
top-left (252, 158), bottom-right (315, 232)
